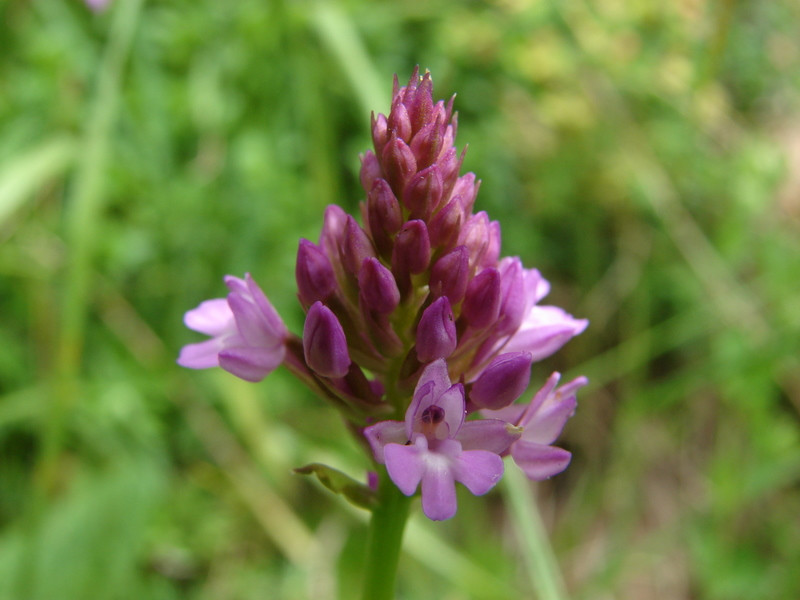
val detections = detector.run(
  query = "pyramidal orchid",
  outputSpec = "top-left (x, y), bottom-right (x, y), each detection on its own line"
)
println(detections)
top-left (178, 68), bottom-right (588, 598)
top-left (365, 359), bottom-right (515, 520)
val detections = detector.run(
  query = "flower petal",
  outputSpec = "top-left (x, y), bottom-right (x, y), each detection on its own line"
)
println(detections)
top-left (384, 439), bottom-right (426, 496)
top-left (523, 395), bottom-right (577, 445)
top-left (504, 306), bottom-right (588, 361)
top-left (436, 383), bottom-right (466, 439)
top-left (418, 359), bottom-right (452, 397)
top-left (218, 345), bottom-right (285, 382)
top-left (480, 403), bottom-right (527, 426)
top-left (457, 419), bottom-right (521, 454)
top-left (177, 338), bottom-right (226, 369)
top-left (511, 441), bottom-right (572, 480)
top-left (244, 273), bottom-right (288, 339)
top-left (405, 359), bottom-right (453, 437)
top-left (521, 373), bottom-right (562, 421)
top-left (363, 420), bottom-right (407, 464)
top-left (183, 298), bottom-right (233, 336)
top-left (525, 268), bottom-right (550, 304)
top-left (223, 274), bottom-right (248, 296)
top-left (228, 291), bottom-right (275, 348)
top-left (453, 449), bottom-right (504, 496)
top-left (420, 453), bottom-right (457, 520)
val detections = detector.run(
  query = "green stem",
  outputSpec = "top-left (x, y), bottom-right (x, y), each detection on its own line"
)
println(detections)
top-left (503, 467), bottom-right (569, 600)
top-left (361, 468), bottom-right (412, 600)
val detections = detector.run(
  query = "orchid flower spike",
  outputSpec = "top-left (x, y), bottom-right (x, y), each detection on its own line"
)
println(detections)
top-left (178, 68), bottom-right (589, 521)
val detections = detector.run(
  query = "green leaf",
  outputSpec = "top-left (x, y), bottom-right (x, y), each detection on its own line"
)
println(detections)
top-left (0, 136), bottom-right (75, 227)
top-left (294, 463), bottom-right (377, 510)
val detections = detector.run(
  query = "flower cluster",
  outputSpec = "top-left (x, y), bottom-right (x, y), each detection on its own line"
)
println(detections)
top-left (179, 68), bottom-right (588, 520)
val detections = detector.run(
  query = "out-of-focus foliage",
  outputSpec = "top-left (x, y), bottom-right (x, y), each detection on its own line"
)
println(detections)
top-left (1, 0), bottom-right (799, 598)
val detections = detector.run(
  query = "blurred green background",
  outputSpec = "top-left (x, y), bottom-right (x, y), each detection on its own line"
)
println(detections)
top-left (1, 0), bottom-right (799, 598)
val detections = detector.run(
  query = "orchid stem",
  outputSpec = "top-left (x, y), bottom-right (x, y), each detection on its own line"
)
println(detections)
top-left (361, 467), bottom-right (412, 600)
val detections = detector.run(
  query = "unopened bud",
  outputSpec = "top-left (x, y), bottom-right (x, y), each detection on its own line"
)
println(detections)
top-left (341, 216), bottom-right (377, 276)
top-left (367, 179), bottom-right (403, 256)
top-left (415, 297), bottom-right (457, 362)
top-left (437, 146), bottom-right (463, 194)
top-left (381, 134), bottom-right (417, 195)
top-left (403, 164), bottom-right (443, 219)
top-left (406, 71), bottom-right (434, 134)
top-left (429, 246), bottom-right (469, 304)
top-left (481, 220), bottom-right (501, 269)
top-left (451, 173), bottom-right (480, 216)
top-left (409, 116), bottom-right (444, 169)
top-left (296, 239), bottom-right (337, 306)
top-left (496, 257), bottom-right (527, 335)
top-left (303, 302), bottom-right (351, 378)
top-left (459, 211), bottom-right (490, 269)
top-left (428, 195), bottom-right (464, 250)
top-left (462, 268), bottom-right (501, 329)
top-left (469, 352), bottom-right (533, 410)
top-left (391, 219), bottom-right (431, 276)
top-left (359, 258), bottom-right (400, 314)
top-left (319, 204), bottom-right (348, 267)
top-left (388, 97), bottom-right (412, 142)
top-left (371, 112), bottom-right (390, 155)
top-left (359, 151), bottom-right (382, 193)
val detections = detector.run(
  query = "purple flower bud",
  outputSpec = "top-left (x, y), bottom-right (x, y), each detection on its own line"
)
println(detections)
top-left (295, 239), bottom-right (337, 307)
top-left (359, 151), bottom-right (382, 193)
top-left (437, 146), bottom-right (464, 194)
top-left (303, 301), bottom-right (351, 378)
top-left (295, 239), bottom-right (336, 306)
top-left (406, 71), bottom-right (434, 134)
top-left (367, 179), bottom-right (403, 256)
top-left (409, 116), bottom-right (444, 169)
top-left (403, 164), bottom-right (443, 219)
top-left (428, 195), bottom-right (465, 250)
top-left (429, 246), bottom-right (470, 304)
top-left (440, 121), bottom-right (456, 159)
top-left (391, 220), bottom-right (431, 276)
top-left (459, 211), bottom-right (490, 269)
top-left (462, 268), bottom-right (501, 329)
top-left (388, 97), bottom-right (412, 142)
top-left (416, 297), bottom-right (457, 363)
top-left (481, 220), bottom-right (502, 269)
top-left (430, 99), bottom-right (449, 129)
top-left (359, 258), bottom-right (400, 314)
top-left (469, 352), bottom-right (533, 410)
top-left (495, 257), bottom-right (527, 335)
top-left (381, 134), bottom-right (417, 195)
top-left (451, 173), bottom-right (480, 216)
top-left (340, 216), bottom-right (377, 276)
top-left (319, 204), bottom-right (348, 268)
top-left (445, 97), bottom-right (457, 132)
top-left (371, 112), bottom-right (390, 155)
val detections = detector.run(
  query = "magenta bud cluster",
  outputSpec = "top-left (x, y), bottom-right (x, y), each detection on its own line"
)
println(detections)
top-left (178, 68), bottom-right (589, 520)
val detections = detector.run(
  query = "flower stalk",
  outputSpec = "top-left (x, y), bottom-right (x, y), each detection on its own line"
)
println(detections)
top-left (360, 468), bottom-right (412, 600)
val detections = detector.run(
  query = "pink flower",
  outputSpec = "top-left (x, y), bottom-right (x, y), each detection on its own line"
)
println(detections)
top-left (178, 274), bottom-right (287, 382)
top-left (483, 373), bottom-right (588, 480)
top-left (364, 360), bottom-right (517, 520)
